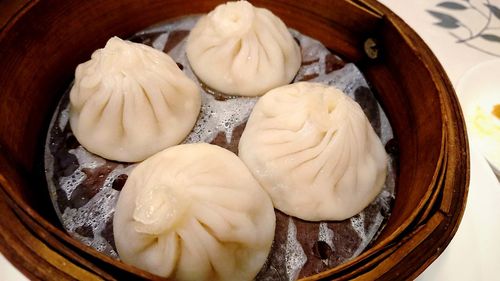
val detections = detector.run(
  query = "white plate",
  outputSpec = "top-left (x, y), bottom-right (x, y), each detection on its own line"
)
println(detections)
top-left (457, 59), bottom-right (500, 178)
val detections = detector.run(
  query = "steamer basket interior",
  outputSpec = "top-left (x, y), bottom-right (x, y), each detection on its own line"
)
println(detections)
top-left (0, 1), bottom-right (468, 280)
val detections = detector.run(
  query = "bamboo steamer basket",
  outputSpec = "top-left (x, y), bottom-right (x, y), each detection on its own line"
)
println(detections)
top-left (0, 0), bottom-right (469, 280)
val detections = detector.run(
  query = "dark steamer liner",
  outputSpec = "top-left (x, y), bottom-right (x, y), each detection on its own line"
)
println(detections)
top-left (44, 15), bottom-right (396, 280)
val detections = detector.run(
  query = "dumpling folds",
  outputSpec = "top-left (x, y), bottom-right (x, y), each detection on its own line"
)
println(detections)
top-left (186, 1), bottom-right (301, 97)
top-left (239, 82), bottom-right (388, 221)
top-left (70, 37), bottom-right (201, 162)
top-left (113, 143), bottom-right (275, 281)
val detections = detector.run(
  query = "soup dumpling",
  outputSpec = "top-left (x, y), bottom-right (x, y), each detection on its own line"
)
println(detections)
top-left (186, 1), bottom-right (301, 97)
top-left (113, 143), bottom-right (275, 281)
top-left (70, 37), bottom-right (201, 162)
top-left (239, 82), bottom-right (388, 221)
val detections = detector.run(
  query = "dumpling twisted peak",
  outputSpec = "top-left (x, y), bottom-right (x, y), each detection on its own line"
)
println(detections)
top-left (239, 82), bottom-right (388, 221)
top-left (209, 1), bottom-right (255, 37)
top-left (113, 143), bottom-right (275, 280)
top-left (69, 37), bottom-right (201, 162)
top-left (186, 1), bottom-right (301, 96)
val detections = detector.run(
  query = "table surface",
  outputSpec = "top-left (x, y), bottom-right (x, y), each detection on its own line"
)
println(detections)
top-left (1, 0), bottom-right (500, 280)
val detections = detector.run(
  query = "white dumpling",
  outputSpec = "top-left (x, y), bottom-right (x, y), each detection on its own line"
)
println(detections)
top-left (186, 1), bottom-right (301, 97)
top-left (113, 143), bottom-right (275, 281)
top-left (69, 37), bottom-right (201, 162)
top-left (238, 82), bottom-right (388, 221)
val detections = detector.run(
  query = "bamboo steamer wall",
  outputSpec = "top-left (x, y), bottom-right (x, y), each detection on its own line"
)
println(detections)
top-left (0, 0), bottom-right (469, 280)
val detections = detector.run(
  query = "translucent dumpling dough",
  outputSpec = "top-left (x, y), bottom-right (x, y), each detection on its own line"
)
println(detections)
top-left (186, 1), bottom-right (301, 97)
top-left (113, 143), bottom-right (275, 281)
top-left (238, 82), bottom-right (388, 221)
top-left (69, 37), bottom-right (201, 162)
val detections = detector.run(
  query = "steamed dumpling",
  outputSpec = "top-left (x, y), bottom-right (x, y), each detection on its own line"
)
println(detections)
top-left (113, 143), bottom-right (275, 281)
top-left (238, 82), bottom-right (388, 221)
top-left (186, 1), bottom-right (301, 96)
top-left (70, 37), bottom-right (201, 162)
